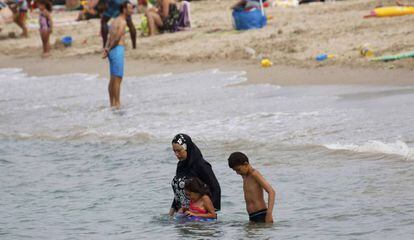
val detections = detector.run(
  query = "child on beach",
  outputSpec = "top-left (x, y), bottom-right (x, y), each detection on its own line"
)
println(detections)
top-left (37, 0), bottom-right (52, 58)
top-left (228, 152), bottom-right (275, 223)
top-left (180, 177), bottom-right (217, 219)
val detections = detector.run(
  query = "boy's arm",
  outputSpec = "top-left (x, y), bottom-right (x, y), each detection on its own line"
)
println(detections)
top-left (252, 170), bottom-right (276, 223)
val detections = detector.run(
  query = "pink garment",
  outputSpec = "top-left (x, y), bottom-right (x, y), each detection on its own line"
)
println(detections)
top-left (39, 12), bottom-right (50, 31)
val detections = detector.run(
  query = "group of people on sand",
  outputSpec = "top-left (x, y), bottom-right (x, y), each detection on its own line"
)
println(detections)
top-left (1, 0), bottom-right (52, 57)
top-left (99, 0), bottom-right (190, 108)
top-left (169, 133), bottom-right (276, 223)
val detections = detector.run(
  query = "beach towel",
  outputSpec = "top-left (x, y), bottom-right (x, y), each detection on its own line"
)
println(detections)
top-left (232, 8), bottom-right (267, 31)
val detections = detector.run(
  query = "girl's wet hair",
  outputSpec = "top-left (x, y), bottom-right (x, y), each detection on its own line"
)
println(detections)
top-left (185, 177), bottom-right (211, 197)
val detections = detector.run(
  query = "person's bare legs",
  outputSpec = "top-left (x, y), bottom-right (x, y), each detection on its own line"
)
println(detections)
top-left (15, 12), bottom-right (28, 37)
top-left (40, 30), bottom-right (50, 57)
top-left (145, 9), bottom-right (163, 36)
top-left (108, 75), bottom-right (122, 108)
top-left (126, 17), bottom-right (137, 48)
top-left (113, 76), bottom-right (122, 108)
top-left (101, 15), bottom-right (111, 48)
top-left (108, 75), bottom-right (115, 107)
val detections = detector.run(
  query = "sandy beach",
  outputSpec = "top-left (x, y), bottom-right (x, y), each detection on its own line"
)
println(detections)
top-left (1, 0), bottom-right (414, 84)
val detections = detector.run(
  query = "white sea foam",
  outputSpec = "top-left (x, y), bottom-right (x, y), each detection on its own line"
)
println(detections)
top-left (324, 140), bottom-right (414, 160)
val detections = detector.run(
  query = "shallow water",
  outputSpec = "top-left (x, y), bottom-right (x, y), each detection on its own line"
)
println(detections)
top-left (1, 68), bottom-right (414, 239)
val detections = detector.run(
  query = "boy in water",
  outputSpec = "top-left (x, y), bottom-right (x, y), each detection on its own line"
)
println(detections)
top-left (228, 152), bottom-right (276, 223)
top-left (102, 0), bottom-right (133, 108)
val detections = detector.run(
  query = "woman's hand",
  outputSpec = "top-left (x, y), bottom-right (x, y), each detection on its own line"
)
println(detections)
top-left (168, 208), bottom-right (176, 216)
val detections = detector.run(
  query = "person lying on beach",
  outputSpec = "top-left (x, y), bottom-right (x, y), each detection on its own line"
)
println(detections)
top-left (228, 152), bottom-right (276, 223)
top-left (102, 0), bottom-right (133, 108)
top-left (7, 0), bottom-right (29, 37)
top-left (37, 0), bottom-right (52, 58)
top-left (376, 0), bottom-right (405, 7)
top-left (100, 0), bottom-right (136, 49)
top-left (145, 0), bottom-right (180, 36)
top-left (179, 177), bottom-right (217, 219)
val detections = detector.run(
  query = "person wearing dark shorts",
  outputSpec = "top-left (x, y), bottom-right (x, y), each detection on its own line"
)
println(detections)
top-left (228, 152), bottom-right (276, 223)
top-left (100, 0), bottom-right (136, 49)
top-left (249, 209), bottom-right (267, 223)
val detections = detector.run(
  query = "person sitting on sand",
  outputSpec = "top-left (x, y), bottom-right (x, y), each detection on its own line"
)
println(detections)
top-left (228, 152), bottom-right (276, 223)
top-left (376, 0), bottom-right (405, 7)
top-left (102, 0), bottom-right (133, 108)
top-left (77, 0), bottom-right (101, 21)
top-left (179, 177), bottom-right (217, 220)
top-left (100, 0), bottom-right (136, 49)
top-left (231, 0), bottom-right (268, 11)
top-left (37, 0), bottom-right (52, 58)
top-left (0, 0), bottom-right (13, 30)
top-left (7, 0), bottom-right (29, 37)
top-left (145, 0), bottom-right (180, 36)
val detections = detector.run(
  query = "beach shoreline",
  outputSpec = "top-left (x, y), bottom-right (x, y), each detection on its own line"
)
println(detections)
top-left (1, 55), bottom-right (413, 86)
top-left (1, 0), bottom-right (414, 85)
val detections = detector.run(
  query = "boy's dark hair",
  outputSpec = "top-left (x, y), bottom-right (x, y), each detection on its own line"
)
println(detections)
top-left (119, 0), bottom-right (130, 13)
top-left (184, 177), bottom-right (211, 198)
top-left (228, 152), bottom-right (249, 168)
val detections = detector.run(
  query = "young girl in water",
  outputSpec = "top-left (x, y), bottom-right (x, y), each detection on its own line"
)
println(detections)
top-left (37, 0), bottom-right (52, 57)
top-left (181, 177), bottom-right (217, 219)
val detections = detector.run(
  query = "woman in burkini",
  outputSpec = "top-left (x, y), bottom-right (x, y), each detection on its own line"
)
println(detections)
top-left (169, 134), bottom-right (221, 216)
top-left (37, 0), bottom-right (52, 57)
top-left (182, 177), bottom-right (217, 219)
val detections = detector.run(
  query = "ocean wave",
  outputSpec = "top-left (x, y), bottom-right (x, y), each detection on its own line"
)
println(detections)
top-left (0, 131), bottom-right (153, 143)
top-left (324, 140), bottom-right (414, 160)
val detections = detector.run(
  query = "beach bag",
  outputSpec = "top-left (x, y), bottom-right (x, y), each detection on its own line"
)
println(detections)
top-left (232, 8), bottom-right (267, 31)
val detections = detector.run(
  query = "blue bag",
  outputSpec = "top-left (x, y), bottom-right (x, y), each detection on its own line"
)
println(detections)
top-left (232, 8), bottom-right (267, 31)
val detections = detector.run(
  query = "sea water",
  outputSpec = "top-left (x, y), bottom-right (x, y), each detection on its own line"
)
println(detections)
top-left (1, 68), bottom-right (414, 239)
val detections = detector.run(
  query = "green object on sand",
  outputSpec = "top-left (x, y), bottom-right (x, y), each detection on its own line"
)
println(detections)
top-left (372, 51), bottom-right (414, 62)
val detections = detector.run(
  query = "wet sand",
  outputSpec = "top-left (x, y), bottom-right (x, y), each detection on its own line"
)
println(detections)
top-left (1, 55), bottom-right (413, 85)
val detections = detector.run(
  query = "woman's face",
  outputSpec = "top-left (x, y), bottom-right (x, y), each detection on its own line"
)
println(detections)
top-left (172, 143), bottom-right (187, 161)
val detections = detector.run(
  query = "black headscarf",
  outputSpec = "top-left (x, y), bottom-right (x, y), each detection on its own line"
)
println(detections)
top-left (172, 133), bottom-right (221, 210)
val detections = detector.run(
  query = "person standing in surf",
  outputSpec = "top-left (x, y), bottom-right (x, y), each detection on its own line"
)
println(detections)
top-left (169, 134), bottom-right (221, 216)
top-left (102, 0), bottom-right (133, 108)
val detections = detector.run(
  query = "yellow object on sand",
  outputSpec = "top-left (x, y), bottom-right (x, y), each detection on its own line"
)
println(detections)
top-left (261, 58), bottom-right (273, 68)
top-left (366, 6), bottom-right (414, 18)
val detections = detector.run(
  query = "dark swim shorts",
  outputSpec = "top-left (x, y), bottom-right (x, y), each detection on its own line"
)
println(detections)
top-left (249, 209), bottom-right (267, 223)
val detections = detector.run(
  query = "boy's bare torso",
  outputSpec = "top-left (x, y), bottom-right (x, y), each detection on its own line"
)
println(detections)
top-left (243, 169), bottom-right (267, 214)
